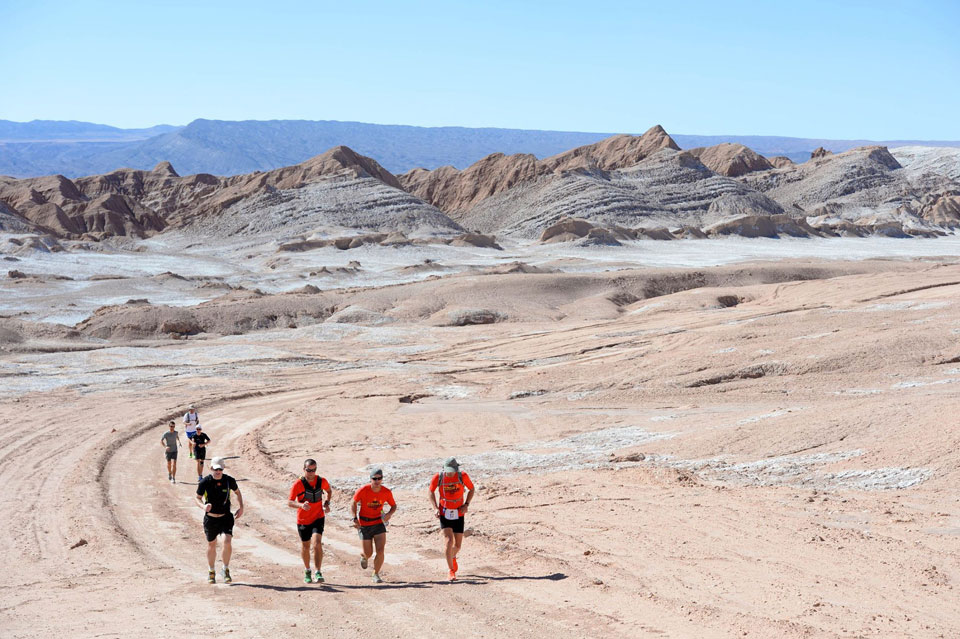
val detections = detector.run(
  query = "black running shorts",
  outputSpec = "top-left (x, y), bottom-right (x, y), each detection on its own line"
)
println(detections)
top-left (297, 518), bottom-right (325, 541)
top-left (203, 513), bottom-right (235, 541)
top-left (165, 450), bottom-right (178, 461)
top-left (440, 515), bottom-right (465, 534)
top-left (357, 523), bottom-right (387, 540)
top-left (195, 447), bottom-right (206, 461)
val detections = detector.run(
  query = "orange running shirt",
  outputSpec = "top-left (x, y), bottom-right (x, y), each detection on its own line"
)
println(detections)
top-left (430, 471), bottom-right (474, 509)
top-left (352, 485), bottom-right (396, 526)
top-left (289, 476), bottom-right (330, 525)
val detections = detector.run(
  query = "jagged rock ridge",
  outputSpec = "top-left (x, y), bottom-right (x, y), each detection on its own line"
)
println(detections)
top-left (0, 146), bottom-right (460, 239)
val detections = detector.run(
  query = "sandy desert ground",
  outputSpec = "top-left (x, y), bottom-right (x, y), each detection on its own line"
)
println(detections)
top-left (3, 239), bottom-right (960, 638)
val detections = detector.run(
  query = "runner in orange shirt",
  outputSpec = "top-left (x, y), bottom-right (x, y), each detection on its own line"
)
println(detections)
top-left (351, 468), bottom-right (397, 584)
top-left (287, 458), bottom-right (331, 584)
top-left (428, 457), bottom-right (475, 581)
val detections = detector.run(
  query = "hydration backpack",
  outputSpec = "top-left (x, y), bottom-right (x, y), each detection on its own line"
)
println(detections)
top-left (299, 476), bottom-right (325, 503)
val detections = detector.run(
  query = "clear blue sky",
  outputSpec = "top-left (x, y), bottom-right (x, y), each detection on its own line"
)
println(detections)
top-left (1, 0), bottom-right (958, 139)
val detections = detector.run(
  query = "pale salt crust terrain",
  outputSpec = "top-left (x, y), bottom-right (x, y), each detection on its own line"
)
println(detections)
top-left (3, 235), bottom-right (960, 638)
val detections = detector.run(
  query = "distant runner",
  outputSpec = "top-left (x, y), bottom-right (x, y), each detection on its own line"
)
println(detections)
top-left (193, 425), bottom-right (210, 482)
top-left (351, 468), bottom-right (397, 584)
top-left (183, 406), bottom-right (200, 459)
top-left (288, 458), bottom-right (332, 584)
top-left (428, 457), bottom-right (475, 581)
top-left (160, 420), bottom-right (182, 483)
top-left (195, 459), bottom-right (243, 584)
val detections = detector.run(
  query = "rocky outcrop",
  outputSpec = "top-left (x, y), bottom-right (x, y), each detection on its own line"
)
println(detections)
top-left (687, 143), bottom-right (774, 177)
top-left (768, 156), bottom-right (795, 169)
top-left (705, 214), bottom-right (822, 238)
top-left (0, 145), bottom-right (459, 239)
top-left (463, 149), bottom-right (785, 239)
top-left (398, 125), bottom-right (679, 216)
top-left (810, 147), bottom-right (833, 161)
top-left (541, 125), bottom-right (680, 173)
top-left (742, 146), bottom-right (906, 215)
top-left (398, 154), bottom-right (543, 216)
top-left (892, 146), bottom-right (960, 182)
top-left (540, 218), bottom-right (596, 242)
top-left (433, 308), bottom-right (506, 326)
top-left (449, 232), bottom-right (502, 249)
top-left (908, 191), bottom-right (960, 227)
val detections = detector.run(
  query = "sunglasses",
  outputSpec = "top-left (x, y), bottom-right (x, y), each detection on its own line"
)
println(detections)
top-left (212, 468), bottom-right (223, 472)
top-left (304, 467), bottom-right (317, 472)
top-left (371, 476), bottom-right (383, 481)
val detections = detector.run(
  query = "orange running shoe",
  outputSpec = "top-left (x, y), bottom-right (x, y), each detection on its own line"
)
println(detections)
top-left (448, 570), bottom-right (457, 582)
top-left (452, 557), bottom-right (458, 572)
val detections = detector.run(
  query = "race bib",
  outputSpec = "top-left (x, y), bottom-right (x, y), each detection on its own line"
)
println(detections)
top-left (443, 508), bottom-right (460, 520)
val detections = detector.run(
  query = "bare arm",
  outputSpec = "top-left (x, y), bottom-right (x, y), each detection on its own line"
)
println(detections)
top-left (323, 487), bottom-right (332, 513)
top-left (383, 502), bottom-right (397, 523)
top-left (461, 487), bottom-right (476, 514)
top-left (195, 493), bottom-right (212, 513)
top-left (427, 485), bottom-right (440, 515)
top-left (288, 492), bottom-right (310, 511)
top-left (233, 489), bottom-right (244, 519)
top-left (350, 498), bottom-right (359, 528)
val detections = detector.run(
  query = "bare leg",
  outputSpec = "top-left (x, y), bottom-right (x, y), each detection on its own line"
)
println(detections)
top-left (206, 539), bottom-right (217, 570)
top-left (196, 458), bottom-right (204, 477)
top-left (362, 538), bottom-right (373, 562)
top-left (373, 532), bottom-right (386, 574)
top-left (313, 534), bottom-right (323, 570)
top-left (171, 458), bottom-right (177, 478)
top-left (453, 532), bottom-right (464, 562)
top-left (222, 534), bottom-right (232, 568)
top-left (300, 540), bottom-right (311, 569)
top-left (442, 528), bottom-right (456, 570)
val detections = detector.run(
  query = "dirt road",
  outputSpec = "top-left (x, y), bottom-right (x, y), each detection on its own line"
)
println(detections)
top-left (3, 261), bottom-right (960, 638)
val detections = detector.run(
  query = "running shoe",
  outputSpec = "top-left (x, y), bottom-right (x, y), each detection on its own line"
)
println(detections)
top-left (303, 569), bottom-right (313, 584)
top-left (223, 568), bottom-right (232, 584)
top-left (372, 573), bottom-right (383, 584)
top-left (314, 571), bottom-right (324, 583)
top-left (172, 478), bottom-right (176, 484)
top-left (452, 557), bottom-right (458, 572)
top-left (190, 453), bottom-right (195, 459)
top-left (198, 475), bottom-right (203, 482)
top-left (448, 570), bottom-right (457, 582)
top-left (207, 570), bottom-right (216, 584)
top-left (360, 555), bottom-right (368, 569)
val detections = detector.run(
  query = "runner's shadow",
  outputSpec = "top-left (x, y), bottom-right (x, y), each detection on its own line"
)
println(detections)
top-left (233, 583), bottom-right (342, 593)
top-left (224, 574), bottom-right (565, 592)
top-left (466, 572), bottom-right (567, 582)
top-left (320, 581), bottom-right (433, 590)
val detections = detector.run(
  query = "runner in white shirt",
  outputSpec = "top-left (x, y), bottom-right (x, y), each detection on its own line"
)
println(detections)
top-left (183, 405), bottom-right (200, 459)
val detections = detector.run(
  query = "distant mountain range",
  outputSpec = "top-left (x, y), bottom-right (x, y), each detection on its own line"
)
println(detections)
top-left (1, 118), bottom-right (958, 178)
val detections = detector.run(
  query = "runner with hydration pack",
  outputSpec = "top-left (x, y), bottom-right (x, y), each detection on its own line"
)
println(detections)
top-left (183, 405), bottom-right (199, 459)
top-left (192, 425), bottom-right (210, 482)
top-left (351, 468), bottom-right (397, 584)
top-left (288, 458), bottom-right (331, 584)
top-left (195, 459), bottom-right (244, 584)
top-left (428, 457), bottom-right (475, 581)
